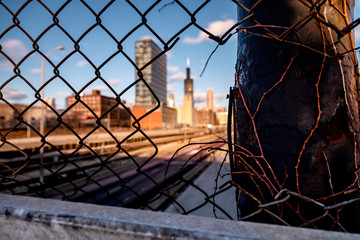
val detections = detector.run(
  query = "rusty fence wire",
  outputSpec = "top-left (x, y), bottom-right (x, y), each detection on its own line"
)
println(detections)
top-left (1, 0), bottom-right (360, 233)
top-left (230, 0), bottom-right (360, 233)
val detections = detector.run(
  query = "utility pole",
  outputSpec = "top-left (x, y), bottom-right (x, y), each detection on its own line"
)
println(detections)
top-left (232, 0), bottom-right (359, 232)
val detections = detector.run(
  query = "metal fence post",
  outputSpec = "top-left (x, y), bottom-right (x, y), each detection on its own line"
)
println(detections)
top-left (233, 0), bottom-right (360, 232)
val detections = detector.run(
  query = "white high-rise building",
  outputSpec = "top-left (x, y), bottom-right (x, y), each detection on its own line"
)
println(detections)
top-left (206, 88), bottom-right (214, 111)
top-left (168, 93), bottom-right (175, 108)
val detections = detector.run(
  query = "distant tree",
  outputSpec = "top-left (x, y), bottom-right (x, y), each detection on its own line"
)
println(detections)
top-left (233, 0), bottom-right (360, 232)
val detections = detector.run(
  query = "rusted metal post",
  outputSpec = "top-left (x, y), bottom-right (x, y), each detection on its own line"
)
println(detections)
top-left (233, 0), bottom-right (360, 232)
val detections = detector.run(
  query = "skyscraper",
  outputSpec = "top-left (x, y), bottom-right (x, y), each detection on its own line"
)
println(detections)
top-left (182, 58), bottom-right (194, 126)
top-left (206, 88), bottom-right (214, 111)
top-left (133, 38), bottom-right (177, 129)
top-left (135, 38), bottom-right (167, 106)
top-left (168, 93), bottom-right (175, 108)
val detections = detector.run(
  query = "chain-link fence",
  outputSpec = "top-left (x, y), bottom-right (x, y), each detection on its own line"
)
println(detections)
top-left (0, 0), bottom-right (236, 220)
top-left (1, 0), bottom-right (360, 234)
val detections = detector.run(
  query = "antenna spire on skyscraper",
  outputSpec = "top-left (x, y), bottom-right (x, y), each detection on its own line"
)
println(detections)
top-left (186, 57), bottom-right (191, 79)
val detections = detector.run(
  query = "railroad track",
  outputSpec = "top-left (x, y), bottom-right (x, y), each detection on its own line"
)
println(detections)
top-left (0, 132), bottom-right (226, 209)
top-left (0, 128), bottom-right (225, 158)
top-left (70, 141), bottom-right (225, 209)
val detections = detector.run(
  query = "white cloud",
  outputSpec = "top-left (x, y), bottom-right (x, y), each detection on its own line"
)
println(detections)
top-left (170, 72), bottom-right (187, 81)
top-left (194, 91), bottom-right (206, 103)
top-left (1, 39), bottom-right (28, 58)
top-left (2, 87), bottom-right (27, 100)
top-left (191, 90), bottom-right (229, 109)
top-left (94, 85), bottom-right (109, 91)
top-left (56, 91), bottom-right (71, 97)
top-left (83, 86), bottom-right (108, 95)
top-left (169, 65), bottom-right (196, 81)
top-left (76, 60), bottom-right (88, 68)
top-left (30, 68), bottom-right (42, 74)
top-left (168, 66), bottom-right (190, 81)
top-left (193, 91), bottom-right (228, 109)
top-left (0, 39), bottom-right (28, 71)
top-left (0, 57), bottom-right (12, 71)
top-left (167, 85), bottom-right (175, 92)
top-left (355, 26), bottom-right (360, 43)
top-left (82, 79), bottom-right (122, 95)
top-left (166, 51), bottom-right (173, 58)
top-left (183, 19), bottom-right (236, 44)
top-left (108, 78), bottom-right (122, 86)
top-left (214, 93), bottom-right (227, 100)
top-left (167, 66), bottom-right (179, 75)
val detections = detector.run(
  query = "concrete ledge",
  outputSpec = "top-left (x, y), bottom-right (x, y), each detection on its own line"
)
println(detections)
top-left (0, 194), bottom-right (359, 240)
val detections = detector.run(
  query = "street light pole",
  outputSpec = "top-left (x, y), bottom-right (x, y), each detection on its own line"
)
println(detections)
top-left (40, 46), bottom-right (64, 136)
top-left (39, 46), bottom-right (64, 184)
top-left (39, 56), bottom-right (46, 137)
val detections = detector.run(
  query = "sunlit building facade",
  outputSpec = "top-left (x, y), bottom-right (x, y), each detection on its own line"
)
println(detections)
top-left (206, 88), bottom-right (214, 111)
top-left (194, 108), bottom-right (218, 127)
top-left (135, 38), bottom-right (167, 106)
top-left (66, 90), bottom-right (120, 126)
top-left (133, 38), bottom-right (176, 129)
top-left (168, 93), bottom-right (175, 108)
top-left (132, 105), bottom-right (177, 129)
top-left (216, 107), bottom-right (228, 125)
top-left (182, 58), bottom-right (194, 126)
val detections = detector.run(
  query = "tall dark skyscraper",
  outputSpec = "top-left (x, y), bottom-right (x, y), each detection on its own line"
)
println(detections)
top-left (183, 58), bottom-right (194, 126)
top-left (135, 38), bottom-right (167, 106)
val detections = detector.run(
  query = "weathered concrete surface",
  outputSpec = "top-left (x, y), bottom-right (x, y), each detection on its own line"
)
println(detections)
top-left (0, 193), bottom-right (360, 240)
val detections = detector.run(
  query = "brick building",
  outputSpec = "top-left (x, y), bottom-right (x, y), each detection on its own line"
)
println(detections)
top-left (133, 38), bottom-right (177, 129)
top-left (66, 90), bottom-right (130, 127)
top-left (132, 105), bottom-right (177, 129)
top-left (194, 108), bottom-right (218, 127)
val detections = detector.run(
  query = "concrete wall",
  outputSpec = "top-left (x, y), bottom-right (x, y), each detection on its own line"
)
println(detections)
top-left (0, 194), bottom-right (359, 240)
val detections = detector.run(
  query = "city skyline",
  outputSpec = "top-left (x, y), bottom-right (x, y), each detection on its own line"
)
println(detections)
top-left (0, 1), bottom-right (237, 111)
top-left (1, 1), bottom-right (360, 112)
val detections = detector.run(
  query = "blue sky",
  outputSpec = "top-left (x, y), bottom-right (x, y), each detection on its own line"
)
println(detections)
top-left (0, 0), bottom-right (237, 110)
top-left (1, 1), bottom-right (360, 111)
top-left (354, 1), bottom-right (360, 43)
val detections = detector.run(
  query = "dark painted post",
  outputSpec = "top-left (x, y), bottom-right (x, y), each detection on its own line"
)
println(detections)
top-left (233, 0), bottom-right (360, 232)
